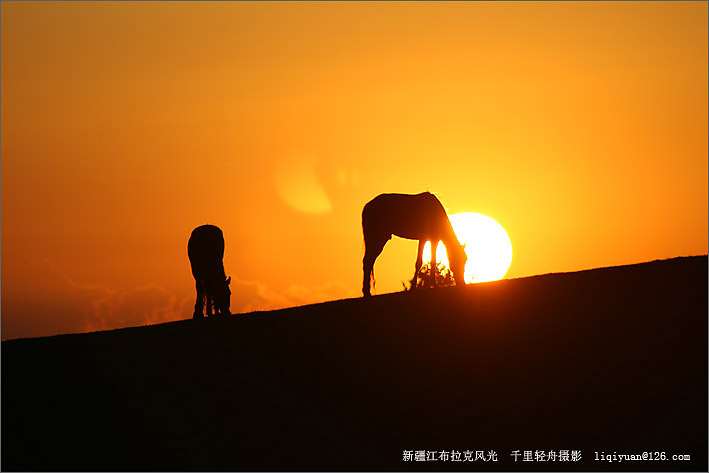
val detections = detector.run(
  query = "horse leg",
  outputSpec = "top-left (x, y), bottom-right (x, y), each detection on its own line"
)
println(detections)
top-left (193, 280), bottom-right (204, 319)
top-left (430, 240), bottom-right (439, 288)
top-left (363, 236), bottom-right (388, 297)
top-left (411, 239), bottom-right (425, 290)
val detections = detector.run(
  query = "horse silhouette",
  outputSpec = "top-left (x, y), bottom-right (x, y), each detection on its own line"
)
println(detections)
top-left (361, 192), bottom-right (467, 297)
top-left (188, 224), bottom-right (231, 318)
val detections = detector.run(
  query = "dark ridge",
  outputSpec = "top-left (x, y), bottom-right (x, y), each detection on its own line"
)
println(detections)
top-left (2, 256), bottom-right (707, 471)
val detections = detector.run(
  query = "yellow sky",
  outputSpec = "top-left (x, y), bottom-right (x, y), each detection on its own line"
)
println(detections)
top-left (2, 1), bottom-right (707, 340)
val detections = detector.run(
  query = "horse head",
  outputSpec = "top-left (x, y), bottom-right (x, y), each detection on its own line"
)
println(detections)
top-left (448, 242), bottom-right (468, 286)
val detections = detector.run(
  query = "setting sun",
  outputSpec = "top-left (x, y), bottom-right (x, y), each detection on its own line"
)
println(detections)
top-left (423, 212), bottom-right (513, 283)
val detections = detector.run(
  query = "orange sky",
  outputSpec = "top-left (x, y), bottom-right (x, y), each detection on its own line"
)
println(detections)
top-left (2, 1), bottom-right (707, 340)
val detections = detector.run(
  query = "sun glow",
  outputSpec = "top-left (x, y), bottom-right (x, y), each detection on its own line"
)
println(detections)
top-left (423, 212), bottom-right (513, 283)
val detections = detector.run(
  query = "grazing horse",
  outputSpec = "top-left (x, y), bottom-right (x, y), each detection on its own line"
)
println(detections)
top-left (361, 192), bottom-right (467, 297)
top-left (188, 224), bottom-right (231, 318)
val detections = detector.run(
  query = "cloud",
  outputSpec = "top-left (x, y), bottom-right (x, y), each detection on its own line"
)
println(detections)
top-left (228, 277), bottom-right (357, 314)
top-left (1, 257), bottom-right (358, 340)
top-left (284, 281), bottom-right (357, 306)
top-left (1, 258), bottom-right (181, 340)
top-left (2, 257), bottom-right (113, 339)
top-left (229, 278), bottom-right (290, 313)
top-left (84, 285), bottom-right (178, 333)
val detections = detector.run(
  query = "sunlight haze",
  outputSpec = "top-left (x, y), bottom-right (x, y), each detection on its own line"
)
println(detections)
top-left (2, 1), bottom-right (707, 339)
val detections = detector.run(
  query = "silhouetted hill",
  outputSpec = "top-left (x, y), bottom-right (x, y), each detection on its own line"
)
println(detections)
top-left (3, 256), bottom-right (707, 471)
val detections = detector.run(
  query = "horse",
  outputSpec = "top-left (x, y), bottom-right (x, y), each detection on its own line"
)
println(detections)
top-left (188, 224), bottom-right (231, 318)
top-left (361, 192), bottom-right (468, 297)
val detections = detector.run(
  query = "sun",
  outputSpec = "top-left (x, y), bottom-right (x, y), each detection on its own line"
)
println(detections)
top-left (423, 212), bottom-right (513, 283)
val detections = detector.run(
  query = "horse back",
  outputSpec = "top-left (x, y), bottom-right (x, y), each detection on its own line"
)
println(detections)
top-left (362, 192), bottom-right (449, 240)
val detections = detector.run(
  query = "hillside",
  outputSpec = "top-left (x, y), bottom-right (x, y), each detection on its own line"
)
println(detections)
top-left (2, 256), bottom-right (707, 471)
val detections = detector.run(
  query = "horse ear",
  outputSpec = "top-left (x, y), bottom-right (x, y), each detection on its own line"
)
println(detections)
top-left (226, 276), bottom-right (231, 285)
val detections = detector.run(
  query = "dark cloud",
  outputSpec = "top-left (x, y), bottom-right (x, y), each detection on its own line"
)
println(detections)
top-left (2, 257), bottom-right (356, 340)
top-left (86, 285), bottom-right (177, 333)
top-left (2, 257), bottom-right (112, 339)
top-left (2, 258), bottom-right (180, 340)
top-left (228, 277), bottom-right (356, 313)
